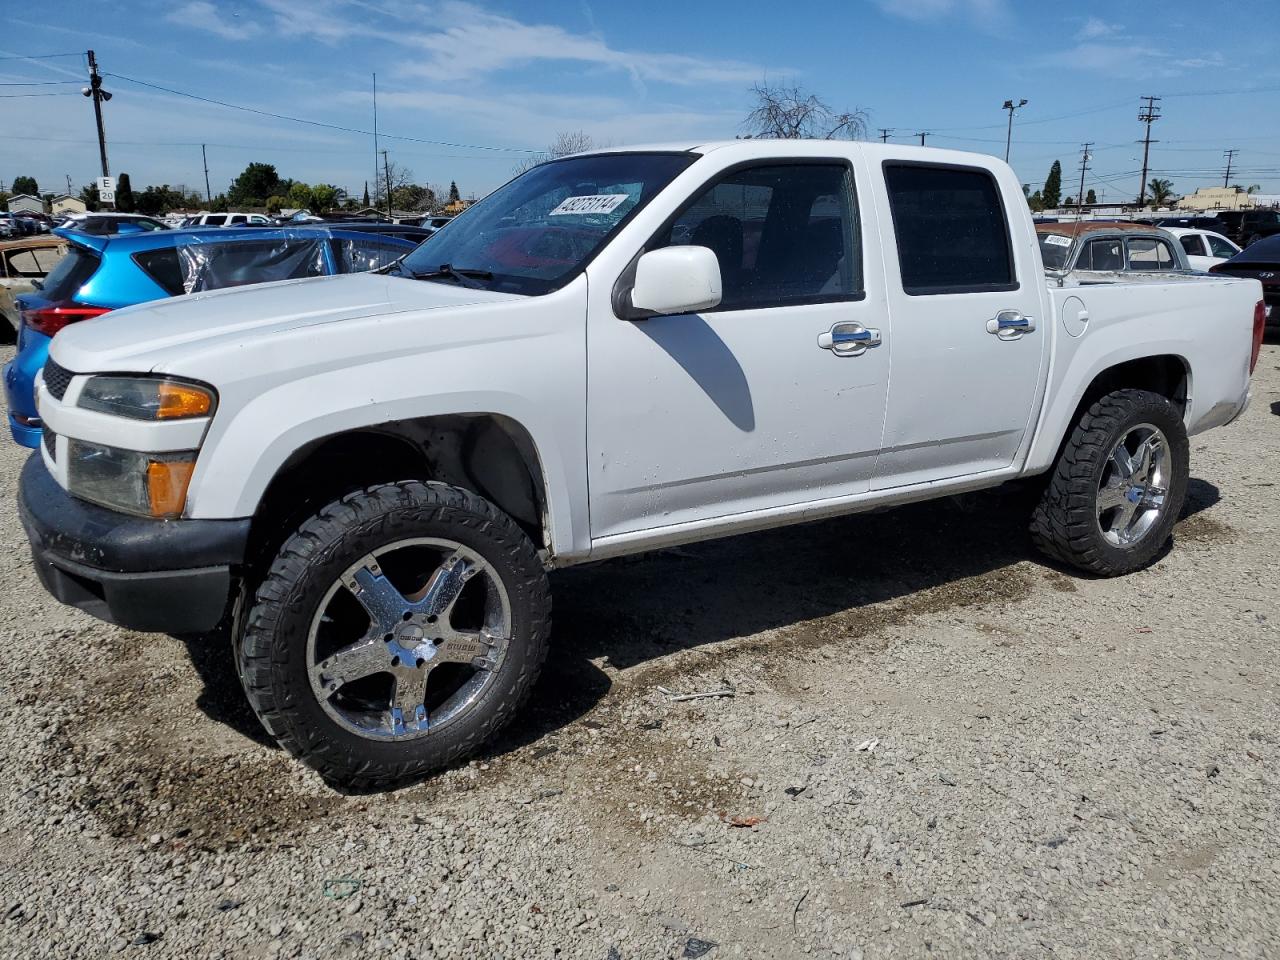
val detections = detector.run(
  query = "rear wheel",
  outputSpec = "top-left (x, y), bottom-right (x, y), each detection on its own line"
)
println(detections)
top-left (1030, 389), bottom-right (1188, 576)
top-left (238, 481), bottom-right (550, 788)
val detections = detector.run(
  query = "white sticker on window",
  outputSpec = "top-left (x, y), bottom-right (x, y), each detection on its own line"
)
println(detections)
top-left (548, 194), bottom-right (629, 216)
top-left (1043, 234), bottom-right (1072, 247)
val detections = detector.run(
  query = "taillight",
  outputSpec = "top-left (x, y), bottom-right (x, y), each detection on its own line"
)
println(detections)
top-left (1251, 300), bottom-right (1266, 375)
top-left (21, 302), bottom-right (111, 337)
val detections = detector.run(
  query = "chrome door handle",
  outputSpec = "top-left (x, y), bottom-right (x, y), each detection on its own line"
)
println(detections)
top-left (986, 310), bottom-right (1035, 340)
top-left (818, 322), bottom-right (882, 356)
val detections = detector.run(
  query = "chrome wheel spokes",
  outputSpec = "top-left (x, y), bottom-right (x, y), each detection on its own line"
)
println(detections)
top-left (1096, 423), bottom-right (1170, 547)
top-left (307, 539), bottom-right (511, 741)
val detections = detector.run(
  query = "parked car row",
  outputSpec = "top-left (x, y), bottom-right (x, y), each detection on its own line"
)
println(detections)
top-left (3, 225), bottom-right (418, 447)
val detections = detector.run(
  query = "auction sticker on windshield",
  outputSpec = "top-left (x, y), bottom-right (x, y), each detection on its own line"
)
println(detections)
top-left (549, 194), bottom-right (630, 216)
top-left (1043, 234), bottom-right (1072, 247)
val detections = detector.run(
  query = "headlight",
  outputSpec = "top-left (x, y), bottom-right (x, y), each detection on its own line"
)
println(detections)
top-left (78, 376), bottom-right (215, 421)
top-left (66, 440), bottom-right (197, 518)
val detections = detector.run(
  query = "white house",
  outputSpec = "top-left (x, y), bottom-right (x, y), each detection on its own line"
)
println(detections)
top-left (6, 194), bottom-right (43, 214)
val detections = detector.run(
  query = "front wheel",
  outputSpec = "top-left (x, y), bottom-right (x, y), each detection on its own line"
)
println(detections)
top-left (1030, 389), bottom-right (1189, 577)
top-left (238, 481), bottom-right (551, 789)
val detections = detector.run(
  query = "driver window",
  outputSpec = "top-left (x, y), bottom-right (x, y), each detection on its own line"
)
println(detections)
top-left (654, 163), bottom-right (862, 311)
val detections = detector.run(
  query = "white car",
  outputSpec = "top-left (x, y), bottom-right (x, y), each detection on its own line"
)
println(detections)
top-left (1165, 227), bottom-right (1241, 271)
top-left (20, 140), bottom-right (1265, 787)
top-left (183, 212), bottom-right (274, 227)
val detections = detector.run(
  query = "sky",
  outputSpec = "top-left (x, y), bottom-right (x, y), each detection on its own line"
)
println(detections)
top-left (3, 0), bottom-right (1280, 204)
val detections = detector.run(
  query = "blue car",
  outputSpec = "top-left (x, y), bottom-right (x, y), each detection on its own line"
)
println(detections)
top-left (4, 225), bottom-right (416, 447)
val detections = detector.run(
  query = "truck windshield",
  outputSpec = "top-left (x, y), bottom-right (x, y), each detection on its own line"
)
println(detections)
top-left (393, 152), bottom-right (696, 295)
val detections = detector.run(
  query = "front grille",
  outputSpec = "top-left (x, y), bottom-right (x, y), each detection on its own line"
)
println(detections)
top-left (42, 427), bottom-right (57, 462)
top-left (42, 359), bottom-right (73, 401)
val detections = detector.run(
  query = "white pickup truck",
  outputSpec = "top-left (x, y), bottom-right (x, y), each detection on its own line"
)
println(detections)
top-left (19, 141), bottom-right (1265, 787)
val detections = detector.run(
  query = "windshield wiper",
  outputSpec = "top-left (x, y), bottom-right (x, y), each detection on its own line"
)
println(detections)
top-left (407, 263), bottom-right (494, 288)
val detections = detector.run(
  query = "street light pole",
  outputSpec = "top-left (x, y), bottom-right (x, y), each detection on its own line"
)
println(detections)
top-left (1002, 98), bottom-right (1027, 163)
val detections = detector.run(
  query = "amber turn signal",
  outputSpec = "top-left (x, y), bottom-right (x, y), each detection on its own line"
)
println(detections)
top-left (157, 382), bottom-right (213, 419)
top-left (146, 458), bottom-right (196, 518)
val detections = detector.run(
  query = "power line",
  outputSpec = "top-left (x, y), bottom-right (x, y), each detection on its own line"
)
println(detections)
top-left (103, 71), bottom-right (539, 154)
top-left (0, 52), bottom-right (82, 61)
top-left (0, 79), bottom-right (81, 85)
top-left (0, 91), bottom-right (80, 98)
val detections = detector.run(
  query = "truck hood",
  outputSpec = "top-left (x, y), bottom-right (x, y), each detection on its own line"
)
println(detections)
top-left (50, 272), bottom-right (523, 373)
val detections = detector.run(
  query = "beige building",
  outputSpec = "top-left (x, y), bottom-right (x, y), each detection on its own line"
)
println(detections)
top-left (1176, 186), bottom-right (1256, 212)
top-left (50, 195), bottom-right (86, 216)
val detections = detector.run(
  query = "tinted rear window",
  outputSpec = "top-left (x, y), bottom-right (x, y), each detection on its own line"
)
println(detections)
top-left (203, 215), bottom-right (226, 226)
top-left (884, 164), bottom-right (1015, 294)
top-left (41, 246), bottom-right (100, 300)
top-left (132, 248), bottom-right (185, 296)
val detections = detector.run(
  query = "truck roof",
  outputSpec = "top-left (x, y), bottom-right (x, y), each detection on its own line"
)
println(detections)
top-left (1035, 221), bottom-right (1168, 241)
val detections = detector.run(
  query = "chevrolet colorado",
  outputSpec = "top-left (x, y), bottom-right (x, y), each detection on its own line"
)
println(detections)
top-left (19, 141), bottom-right (1266, 787)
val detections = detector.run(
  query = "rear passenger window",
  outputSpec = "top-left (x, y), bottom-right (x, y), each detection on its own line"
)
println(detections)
top-left (1077, 238), bottom-right (1124, 271)
top-left (204, 215), bottom-right (226, 226)
top-left (884, 164), bottom-right (1015, 294)
top-left (654, 162), bottom-right (861, 311)
top-left (1178, 235), bottom-right (1206, 258)
top-left (134, 240), bottom-right (326, 295)
top-left (1126, 237), bottom-right (1176, 271)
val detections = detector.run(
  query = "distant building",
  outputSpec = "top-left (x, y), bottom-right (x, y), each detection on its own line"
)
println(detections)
top-left (50, 195), bottom-right (86, 216)
top-left (1176, 186), bottom-right (1255, 212)
top-left (6, 194), bottom-right (43, 214)
top-left (442, 198), bottom-right (472, 216)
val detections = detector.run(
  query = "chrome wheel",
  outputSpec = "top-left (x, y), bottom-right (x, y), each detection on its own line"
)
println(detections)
top-left (306, 538), bottom-right (511, 741)
top-left (1095, 423), bottom-right (1169, 547)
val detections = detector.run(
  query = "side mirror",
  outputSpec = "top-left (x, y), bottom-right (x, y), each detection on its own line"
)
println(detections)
top-left (620, 246), bottom-right (722, 319)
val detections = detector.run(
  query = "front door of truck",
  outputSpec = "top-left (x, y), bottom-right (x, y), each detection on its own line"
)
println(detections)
top-left (585, 158), bottom-right (892, 541)
top-left (870, 161), bottom-right (1047, 489)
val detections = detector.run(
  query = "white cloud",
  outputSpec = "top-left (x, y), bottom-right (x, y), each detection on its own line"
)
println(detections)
top-left (166, 1), bottom-right (263, 40)
top-left (1077, 16), bottom-right (1122, 40)
top-left (1042, 42), bottom-right (1224, 79)
top-left (870, 0), bottom-right (1009, 26)
top-left (255, 0), bottom-right (767, 87)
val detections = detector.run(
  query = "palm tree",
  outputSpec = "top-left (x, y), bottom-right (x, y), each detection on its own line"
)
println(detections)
top-left (1147, 178), bottom-right (1175, 207)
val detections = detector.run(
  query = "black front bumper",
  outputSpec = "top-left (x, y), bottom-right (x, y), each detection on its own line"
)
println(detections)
top-left (17, 455), bottom-right (251, 634)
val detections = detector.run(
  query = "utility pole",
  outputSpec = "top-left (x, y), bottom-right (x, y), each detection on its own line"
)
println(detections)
top-left (1136, 95), bottom-right (1161, 208)
top-left (1002, 98), bottom-right (1027, 163)
top-left (878, 128), bottom-right (892, 143)
top-left (381, 149), bottom-right (392, 220)
top-left (1075, 142), bottom-right (1093, 219)
top-left (202, 144), bottom-right (212, 204)
top-left (372, 73), bottom-right (380, 214)
top-left (84, 50), bottom-right (112, 179)
top-left (1223, 148), bottom-right (1238, 188)
top-left (916, 131), bottom-right (928, 146)
top-left (65, 174), bottom-right (72, 195)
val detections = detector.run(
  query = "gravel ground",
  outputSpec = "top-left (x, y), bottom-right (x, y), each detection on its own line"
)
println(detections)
top-left (0, 341), bottom-right (1278, 960)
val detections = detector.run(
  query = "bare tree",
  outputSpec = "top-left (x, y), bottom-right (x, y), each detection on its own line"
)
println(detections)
top-left (742, 82), bottom-right (868, 140)
top-left (513, 130), bottom-right (596, 176)
top-left (373, 160), bottom-right (415, 206)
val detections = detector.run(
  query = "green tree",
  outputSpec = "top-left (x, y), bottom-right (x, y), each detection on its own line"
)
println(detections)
top-left (1148, 178), bottom-right (1175, 207)
top-left (1026, 190), bottom-right (1044, 212)
top-left (391, 183), bottom-right (434, 212)
top-left (1085, 188), bottom-right (1097, 205)
top-left (227, 162), bottom-right (284, 207)
top-left (10, 175), bottom-right (38, 196)
top-left (310, 184), bottom-right (338, 212)
top-left (286, 181), bottom-right (314, 209)
top-left (448, 180), bottom-right (460, 203)
top-left (1042, 161), bottom-right (1062, 209)
top-left (265, 195), bottom-right (287, 214)
top-left (362, 181), bottom-right (370, 207)
top-left (134, 184), bottom-right (188, 216)
top-left (79, 183), bottom-right (101, 212)
top-left (115, 173), bottom-right (136, 212)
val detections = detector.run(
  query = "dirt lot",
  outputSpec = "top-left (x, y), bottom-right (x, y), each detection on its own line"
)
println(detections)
top-left (1, 342), bottom-right (1278, 960)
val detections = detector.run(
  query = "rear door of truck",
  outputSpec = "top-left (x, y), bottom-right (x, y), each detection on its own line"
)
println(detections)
top-left (868, 157), bottom-right (1049, 488)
